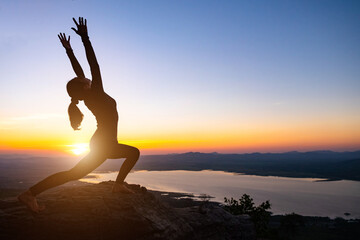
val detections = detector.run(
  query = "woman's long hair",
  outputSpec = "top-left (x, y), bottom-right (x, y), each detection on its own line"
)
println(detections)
top-left (66, 77), bottom-right (89, 130)
top-left (68, 98), bottom-right (83, 130)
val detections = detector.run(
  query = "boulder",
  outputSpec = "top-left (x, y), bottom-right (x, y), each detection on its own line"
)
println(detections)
top-left (0, 181), bottom-right (255, 240)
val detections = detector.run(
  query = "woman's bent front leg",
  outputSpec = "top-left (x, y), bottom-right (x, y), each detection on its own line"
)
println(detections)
top-left (108, 144), bottom-right (140, 183)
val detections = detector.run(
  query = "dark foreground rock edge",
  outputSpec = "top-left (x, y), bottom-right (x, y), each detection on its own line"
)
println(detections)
top-left (0, 181), bottom-right (255, 240)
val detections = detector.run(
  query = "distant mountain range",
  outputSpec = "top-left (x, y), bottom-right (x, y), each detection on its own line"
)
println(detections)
top-left (98, 150), bottom-right (360, 181)
top-left (1, 150), bottom-right (360, 188)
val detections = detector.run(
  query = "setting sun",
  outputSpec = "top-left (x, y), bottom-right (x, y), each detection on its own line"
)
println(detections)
top-left (68, 143), bottom-right (89, 155)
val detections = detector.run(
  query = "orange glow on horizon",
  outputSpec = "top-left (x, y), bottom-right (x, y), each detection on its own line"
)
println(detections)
top-left (1, 128), bottom-right (359, 156)
top-left (1, 112), bottom-right (359, 155)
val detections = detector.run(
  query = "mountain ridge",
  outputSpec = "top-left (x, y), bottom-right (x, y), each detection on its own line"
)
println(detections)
top-left (1, 150), bottom-right (359, 189)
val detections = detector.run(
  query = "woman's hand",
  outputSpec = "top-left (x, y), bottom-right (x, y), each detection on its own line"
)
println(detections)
top-left (71, 17), bottom-right (88, 38)
top-left (58, 33), bottom-right (71, 50)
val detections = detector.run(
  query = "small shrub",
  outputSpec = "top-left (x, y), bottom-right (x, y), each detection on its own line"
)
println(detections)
top-left (224, 194), bottom-right (272, 236)
top-left (198, 193), bottom-right (211, 202)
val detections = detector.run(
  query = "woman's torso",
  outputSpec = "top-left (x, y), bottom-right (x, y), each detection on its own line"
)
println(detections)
top-left (84, 90), bottom-right (119, 148)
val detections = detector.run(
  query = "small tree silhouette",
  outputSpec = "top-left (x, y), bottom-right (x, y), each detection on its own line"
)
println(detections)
top-left (224, 194), bottom-right (271, 236)
top-left (198, 193), bottom-right (211, 202)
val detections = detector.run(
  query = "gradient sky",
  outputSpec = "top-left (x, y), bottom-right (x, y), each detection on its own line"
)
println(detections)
top-left (0, 0), bottom-right (359, 155)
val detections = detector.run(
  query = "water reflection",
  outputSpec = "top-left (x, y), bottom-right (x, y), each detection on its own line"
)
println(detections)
top-left (80, 170), bottom-right (360, 218)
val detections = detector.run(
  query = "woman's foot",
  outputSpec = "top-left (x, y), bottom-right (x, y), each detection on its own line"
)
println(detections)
top-left (17, 190), bottom-right (45, 213)
top-left (112, 182), bottom-right (134, 194)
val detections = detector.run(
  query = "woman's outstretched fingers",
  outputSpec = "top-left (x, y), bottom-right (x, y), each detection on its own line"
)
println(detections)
top-left (58, 33), bottom-right (71, 50)
top-left (71, 17), bottom-right (88, 37)
top-left (71, 17), bottom-right (79, 34)
top-left (73, 17), bottom-right (79, 27)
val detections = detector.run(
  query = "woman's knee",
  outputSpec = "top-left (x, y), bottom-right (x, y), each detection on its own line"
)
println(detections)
top-left (122, 145), bottom-right (140, 159)
top-left (130, 147), bottom-right (140, 160)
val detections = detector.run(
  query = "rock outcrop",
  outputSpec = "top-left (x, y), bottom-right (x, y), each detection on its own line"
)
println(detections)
top-left (0, 181), bottom-right (255, 240)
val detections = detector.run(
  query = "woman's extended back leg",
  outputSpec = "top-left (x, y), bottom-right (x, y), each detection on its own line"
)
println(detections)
top-left (29, 152), bottom-right (107, 196)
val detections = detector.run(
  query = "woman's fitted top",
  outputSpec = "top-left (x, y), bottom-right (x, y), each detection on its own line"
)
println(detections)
top-left (85, 90), bottom-right (118, 141)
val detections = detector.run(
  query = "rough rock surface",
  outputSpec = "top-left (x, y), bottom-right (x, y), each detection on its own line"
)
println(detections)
top-left (0, 181), bottom-right (255, 240)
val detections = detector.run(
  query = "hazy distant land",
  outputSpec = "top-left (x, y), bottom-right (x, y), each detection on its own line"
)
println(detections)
top-left (127, 151), bottom-right (360, 181)
top-left (0, 150), bottom-right (359, 189)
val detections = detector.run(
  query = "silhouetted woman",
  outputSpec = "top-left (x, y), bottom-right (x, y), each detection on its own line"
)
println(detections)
top-left (18, 17), bottom-right (140, 213)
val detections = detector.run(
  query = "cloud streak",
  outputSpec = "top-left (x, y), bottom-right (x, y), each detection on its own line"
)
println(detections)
top-left (0, 114), bottom-right (65, 126)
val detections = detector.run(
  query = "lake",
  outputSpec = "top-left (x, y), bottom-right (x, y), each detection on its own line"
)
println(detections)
top-left (80, 170), bottom-right (360, 219)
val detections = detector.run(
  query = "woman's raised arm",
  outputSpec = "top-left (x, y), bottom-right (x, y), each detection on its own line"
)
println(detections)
top-left (71, 17), bottom-right (104, 92)
top-left (58, 33), bottom-right (85, 78)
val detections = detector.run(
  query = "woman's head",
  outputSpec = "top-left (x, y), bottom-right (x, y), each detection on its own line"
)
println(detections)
top-left (67, 77), bottom-right (90, 130)
top-left (66, 77), bottom-right (91, 100)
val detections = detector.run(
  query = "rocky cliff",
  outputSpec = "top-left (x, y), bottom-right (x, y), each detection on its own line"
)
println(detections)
top-left (0, 181), bottom-right (255, 240)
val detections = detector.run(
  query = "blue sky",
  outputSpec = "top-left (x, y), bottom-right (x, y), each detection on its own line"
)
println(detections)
top-left (0, 0), bottom-right (359, 154)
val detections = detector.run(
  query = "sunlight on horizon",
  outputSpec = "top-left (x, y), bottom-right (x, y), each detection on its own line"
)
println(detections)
top-left (68, 143), bottom-right (90, 156)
